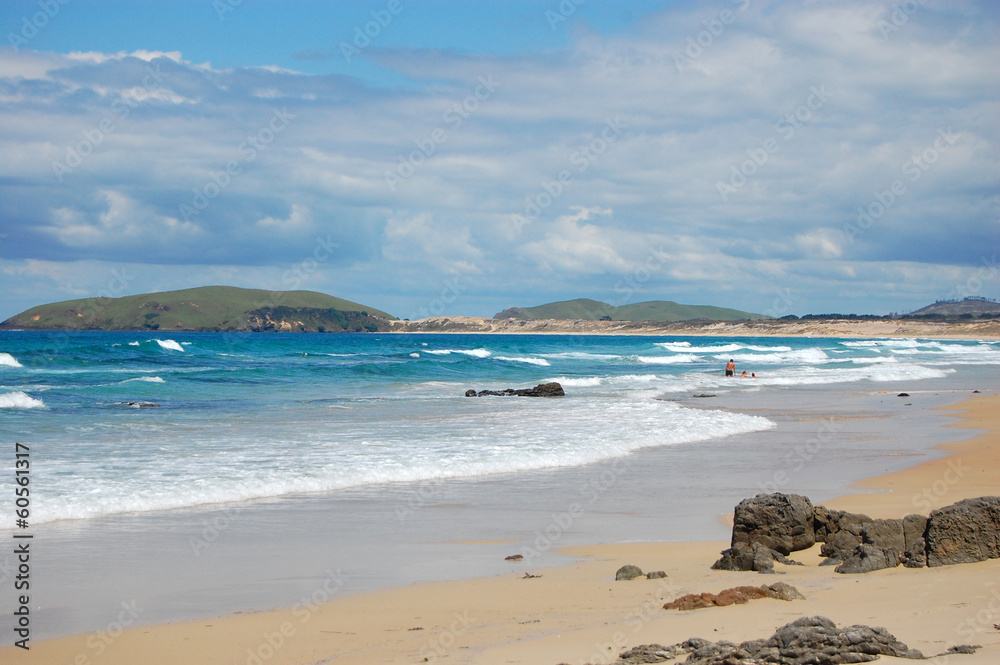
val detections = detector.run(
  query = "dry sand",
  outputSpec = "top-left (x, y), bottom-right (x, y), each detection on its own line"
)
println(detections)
top-left (6, 396), bottom-right (999, 664)
top-left (392, 316), bottom-right (1000, 339)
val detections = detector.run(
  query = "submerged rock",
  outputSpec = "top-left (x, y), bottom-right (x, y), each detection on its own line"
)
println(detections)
top-left (464, 382), bottom-right (565, 397)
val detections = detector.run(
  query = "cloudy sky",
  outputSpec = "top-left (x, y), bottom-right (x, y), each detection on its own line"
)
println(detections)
top-left (0, 0), bottom-right (997, 321)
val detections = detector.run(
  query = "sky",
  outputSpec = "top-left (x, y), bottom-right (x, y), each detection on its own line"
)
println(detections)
top-left (0, 0), bottom-right (997, 321)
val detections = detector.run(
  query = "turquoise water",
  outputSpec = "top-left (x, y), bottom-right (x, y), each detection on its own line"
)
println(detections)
top-left (1, 332), bottom-right (996, 529)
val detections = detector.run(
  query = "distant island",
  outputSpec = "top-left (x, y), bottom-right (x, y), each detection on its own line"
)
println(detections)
top-left (0, 286), bottom-right (396, 333)
top-left (2, 289), bottom-right (998, 338)
top-left (493, 298), bottom-right (768, 322)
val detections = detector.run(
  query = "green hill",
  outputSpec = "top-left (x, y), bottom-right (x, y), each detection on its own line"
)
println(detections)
top-left (0, 286), bottom-right (396, 333)
top-left (494, 298), bottom-right (767, 322)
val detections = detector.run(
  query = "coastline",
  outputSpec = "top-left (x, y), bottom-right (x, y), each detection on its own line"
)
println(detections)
top-left (5, 394), bottom-right (998, 664)
top-left (390, 316), bottom-right (1000, 339)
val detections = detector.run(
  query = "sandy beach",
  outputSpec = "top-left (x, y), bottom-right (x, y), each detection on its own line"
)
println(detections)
top-left (392, 316), bottom-right (1000, 340)
top-left (6, 392), bottom-right (998, 664)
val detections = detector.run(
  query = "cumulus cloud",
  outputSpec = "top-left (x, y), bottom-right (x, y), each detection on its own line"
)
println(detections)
top-left (0, 0), bottom-right (997, 319)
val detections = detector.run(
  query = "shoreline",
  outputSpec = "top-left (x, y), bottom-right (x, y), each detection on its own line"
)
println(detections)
top-left (5, 393), bottom-right (998, 663)
top-left (389, 316), bottom-right (1000, 339)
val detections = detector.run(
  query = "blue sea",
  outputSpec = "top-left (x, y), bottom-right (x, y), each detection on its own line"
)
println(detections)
top-left (0, 331), bottom-right (997, 530)
top-left (2, 331), bottom-right (999, 639)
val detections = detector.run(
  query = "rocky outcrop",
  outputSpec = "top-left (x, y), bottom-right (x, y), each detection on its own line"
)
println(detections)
top-left (663, 582), bottom-right (804, 610)
top-left (714, 493), bottom-right (1000, 574)
top-left (731, 493), bottom-right (816, 555)
top-left (925, 496), bottom-right (1000, 567)
top-left (614, 616), bottom-right (947, 664)
top-left (464, 382), bottom-right (565, 397)
top-left (711, 542), bottom-right (803, 573)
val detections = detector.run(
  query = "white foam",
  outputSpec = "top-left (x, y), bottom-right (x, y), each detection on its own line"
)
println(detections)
top-left (13, 396), bottom-right (775, 527)
top-left (712, 348), bottom-right (831, 364)
top-left (547, 376), bottom-right (603, 387)
top-left (425, 349), bottom-right (491, 358)
top-left (0, 353), bottom-right (22, 368)
top-left (540, 351), bottom-right (621, 361)
top-left (634, 355), bottom-right (697, 364)
top-left (154, 339), bottom-right (184, 352)
top-left (655, 342), bottom-right (791, 353)
top-left (128, 341), bottom-right (140, 346)
top-left (121, 376), bottom-right (166, 384)
top-left (496, 356), bottom-right (551, 366)
top-left (0, 391), bottom-right (45, 409)
top-left (410, 352), bottom-right (420, 358)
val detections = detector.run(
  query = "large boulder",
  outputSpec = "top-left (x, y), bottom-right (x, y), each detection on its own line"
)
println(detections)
top-left (925, 496), bottom-right (1000, 567)
top-left (731, 493), bottom-right (816, 555)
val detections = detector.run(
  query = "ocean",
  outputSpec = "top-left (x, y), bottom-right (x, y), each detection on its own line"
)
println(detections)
top-left (1, 331), bottom-right (998, 637)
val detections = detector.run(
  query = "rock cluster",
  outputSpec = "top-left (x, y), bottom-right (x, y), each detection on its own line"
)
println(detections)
top-left (464, 382), bottom-right (565, 397)
top-left (663, 582), bottom-right (804, 610)
top-left (712, 493), bottom-right (1000, 574)
top-left (613, 616), bottom-right (953, 664)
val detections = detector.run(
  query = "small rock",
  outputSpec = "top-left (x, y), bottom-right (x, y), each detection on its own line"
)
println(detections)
top-left (504, 554), bottom-right (523, 561)
top-left (897, 392), bottom-right (910, 397)
top-left (945, 645), bottom-right (980, 655)
top-left (615, 564), bottom-right (644, 581)
top-left (646, 570), bottom-right (667, 579)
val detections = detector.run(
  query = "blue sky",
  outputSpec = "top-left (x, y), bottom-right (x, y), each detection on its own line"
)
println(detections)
top-left (0, 0), bottom-right (997, 321)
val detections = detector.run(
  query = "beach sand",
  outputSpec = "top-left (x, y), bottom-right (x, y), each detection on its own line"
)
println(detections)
top-left (5, 395), bottom-right (999, 664)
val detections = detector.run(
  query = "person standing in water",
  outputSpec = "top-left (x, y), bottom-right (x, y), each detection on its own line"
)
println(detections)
top-left (725, 359), bottom-right (735, 377)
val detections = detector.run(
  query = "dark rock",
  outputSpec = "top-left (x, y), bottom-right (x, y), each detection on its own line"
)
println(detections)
top-left (615, 564), bottom-right (644, 580)
top-left (731, 493), bottom-right (815, 556)
top-left (713, 542), bottom-right (773, 572)
top-left (945, 645), bottom-right (981, 654)
top-left (504, 554), bottom-right (523, 561)
top-left (861, 518), bottom-right (905, 551)
top-left (465, 382), bottom-right (565, 397)
top-left (615, 616), bottom-right (926, 664)
top-left (124, 401), bottom-right (160, 408)
top-left (835, 543), bottom-right (901, 574)
top-left (768, 581), bottom-right (807, 601)
top-left (692, 393), bottom-right (716, 398)
top-left (898, 392), bottom-right (910, 397)
top-left (902, 514), bottom-right (928, 568)
top-left (926, 496), bottom-right (1000, 567)
top-left (820, 530), bottom-right (862, 561)
top-left (646, 570), bottom-right (667, 579)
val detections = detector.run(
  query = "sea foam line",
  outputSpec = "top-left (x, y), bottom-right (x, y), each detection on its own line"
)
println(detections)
top-left (0, 352), bottom-right (22, 368)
